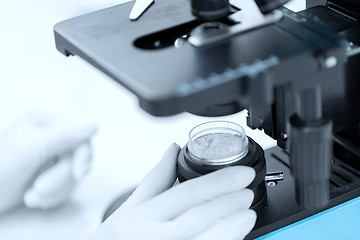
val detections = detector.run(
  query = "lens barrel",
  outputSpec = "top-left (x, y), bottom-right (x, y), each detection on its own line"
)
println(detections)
top-left (191, 0), bottom-right (230, 20)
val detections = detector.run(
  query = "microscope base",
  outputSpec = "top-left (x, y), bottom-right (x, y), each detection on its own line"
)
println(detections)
top-left (102, 141), bottom-right (360, 239)
top-left (247, 143), bottom-right (360, 239)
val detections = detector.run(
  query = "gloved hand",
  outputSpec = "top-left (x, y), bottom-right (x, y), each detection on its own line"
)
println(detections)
top-left (89, 143), bottom-right (257, 240)
top-left (0, 113), bottom-right (97, 214)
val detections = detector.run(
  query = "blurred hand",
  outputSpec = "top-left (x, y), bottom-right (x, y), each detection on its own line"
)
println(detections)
top-left (89, 143), bottom-right (257, 240)
top-left (0, 113), bottom-right (97, 214)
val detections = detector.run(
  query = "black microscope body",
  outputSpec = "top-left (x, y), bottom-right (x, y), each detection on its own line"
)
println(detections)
top-left (54, 0), bottom-right (360, 238)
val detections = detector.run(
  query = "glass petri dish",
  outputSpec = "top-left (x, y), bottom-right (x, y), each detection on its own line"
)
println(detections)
top-left (187, 121), bottom-right (249, 165)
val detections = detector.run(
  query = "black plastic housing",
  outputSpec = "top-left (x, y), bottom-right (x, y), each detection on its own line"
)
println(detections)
top-left (177, 137), bottom-right (267, 208)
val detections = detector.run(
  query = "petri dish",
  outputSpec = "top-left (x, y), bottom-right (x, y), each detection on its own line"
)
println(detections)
top-left (187, 121), bottom-right (249, 165)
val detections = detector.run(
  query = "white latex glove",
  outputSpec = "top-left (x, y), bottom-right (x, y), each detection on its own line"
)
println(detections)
top-left (89, 143), bottom-right (257, 240)
top-left (0, 113), bottom-right (97, 214)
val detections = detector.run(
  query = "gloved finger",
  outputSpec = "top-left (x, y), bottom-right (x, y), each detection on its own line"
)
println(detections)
top-left (172, 189), bottom-right (254, 238)
top-left (72, 142), bottom-right (93, 180)
top-left (35, 122), bottom-right (97, 165)
top-left (117, 143), bottom-right (180, 214)
top-left (31, 154), bottom-right (74, 195)
top-left (137, 166), bottom-right (255, 221)
top-left (23, 185), bottom-right (73, 210)
top-left (16, 111), bottom-right (57, 129)
top-left (23, 154), bottom-right (76, 209)
top-left (190, 209), bottom-right (257, 240)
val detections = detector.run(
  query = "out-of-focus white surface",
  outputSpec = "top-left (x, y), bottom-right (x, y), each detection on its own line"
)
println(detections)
top-left (0, 0), bottom-right (304, 239)
top-left (284, 0), bottom-right (306, 11)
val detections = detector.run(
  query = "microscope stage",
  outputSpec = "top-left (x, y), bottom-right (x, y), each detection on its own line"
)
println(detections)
top-left (54, 0), bottom-right (345, 116)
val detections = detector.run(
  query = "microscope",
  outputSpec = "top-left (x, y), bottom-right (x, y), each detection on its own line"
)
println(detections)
top-left (54, 0), bottom-right (360, 238)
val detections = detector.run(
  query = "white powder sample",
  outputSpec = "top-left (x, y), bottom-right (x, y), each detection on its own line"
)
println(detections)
top-left (190, 132), bottom-right (246, 160)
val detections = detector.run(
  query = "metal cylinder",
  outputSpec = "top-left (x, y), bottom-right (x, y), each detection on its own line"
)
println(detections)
top-left (298, 86), bottom-right (322, 121)
top-left (290, 115), bottom-right (332, 209)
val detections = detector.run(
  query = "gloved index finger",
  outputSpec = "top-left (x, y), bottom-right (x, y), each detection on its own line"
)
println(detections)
top-left (72, 142), bottom-right (93, 180)
top-left (136, 166), bottom-right (255, 221)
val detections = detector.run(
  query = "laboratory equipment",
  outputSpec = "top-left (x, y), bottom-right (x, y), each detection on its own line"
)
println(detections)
top-left (54, 0), bottom-right (360, 238)
top-left (177, 121), bottom-right (267, 209)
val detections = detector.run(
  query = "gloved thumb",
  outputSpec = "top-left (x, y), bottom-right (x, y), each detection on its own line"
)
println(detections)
top-left (118, 143), bottom-right (180, 214)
